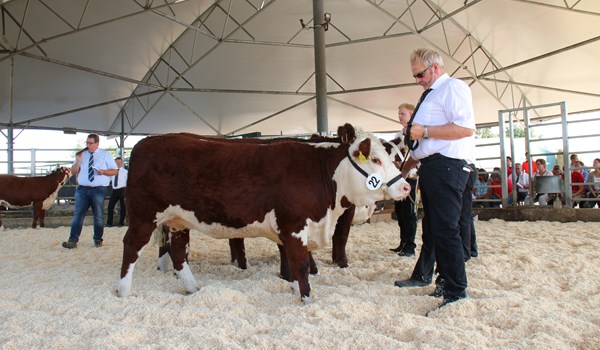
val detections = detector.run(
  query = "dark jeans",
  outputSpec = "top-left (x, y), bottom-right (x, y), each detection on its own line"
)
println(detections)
top-left (69, 185), bottom-right (108, 242)
top-left (393, 177), bottom-right (418, 253)
top-left (107, 188), bottom-right (126, 226)
top-left (416, 154), bottom-right (468, 300)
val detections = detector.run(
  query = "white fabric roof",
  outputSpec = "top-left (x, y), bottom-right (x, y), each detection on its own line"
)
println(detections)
top-left (1, 0), bottom-right (600, 137)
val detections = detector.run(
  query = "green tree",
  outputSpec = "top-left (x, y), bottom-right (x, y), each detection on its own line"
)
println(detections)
top-left (504, 125), bottom-right (541, 139)
top-left (476, 127), bottom-right (497, 138)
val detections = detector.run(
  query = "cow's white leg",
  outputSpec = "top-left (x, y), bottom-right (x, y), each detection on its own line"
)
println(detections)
top-left (0, 224), bottom-right (4, 231)
top-left (157, 254), bottom-right (170, 272)
top-left (175, 262), bottom-right (199, 294)
top-left (117, 261), bottom-right (136, 297)
top-left (118, 243), bottom-right (145, 298)
top-left (289, 281), bottom-right (314, 304)
top-left (290, 280), bottom-right (300, 295)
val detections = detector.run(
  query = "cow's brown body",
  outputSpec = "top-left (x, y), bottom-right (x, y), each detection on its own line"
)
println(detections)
top-left (118, 128), bottom-right (409, 301)
top-left (156, 126), bottom-right (363, 279)
top-left (0, 168), bottom-right (71, 228)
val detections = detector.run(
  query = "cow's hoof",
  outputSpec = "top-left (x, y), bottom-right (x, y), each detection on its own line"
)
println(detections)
top-left (301, 295), bottom-right (315, 305)
top-left (232, 259), bottom-right (248, 270)
top-left (116, 284), bottom-right (131, 298)
top-left (157, 256), bottom-right (170, 272)
top-left (175, 263), bottom-right (199, 294)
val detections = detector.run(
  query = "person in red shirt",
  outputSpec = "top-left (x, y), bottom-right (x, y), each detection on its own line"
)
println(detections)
top-left (571, 164), bottom-right (585, 207)
top-left (521, 152), bottom-right (537, 175)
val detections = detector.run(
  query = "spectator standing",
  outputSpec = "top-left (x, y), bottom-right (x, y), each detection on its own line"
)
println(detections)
top-left (107, 157), bottom-right (128, 227)
top-left (390, 103), bottom-right (418, 257)
top-left (522, 152), bottom-right (537, 175)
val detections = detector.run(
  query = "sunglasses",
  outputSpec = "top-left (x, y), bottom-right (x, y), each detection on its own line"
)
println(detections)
top-left (413, 64), bottom-right (432, 79)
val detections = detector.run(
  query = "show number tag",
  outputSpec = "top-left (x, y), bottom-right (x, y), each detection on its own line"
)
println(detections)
top-left (366, 173), bottom-right (383, 190)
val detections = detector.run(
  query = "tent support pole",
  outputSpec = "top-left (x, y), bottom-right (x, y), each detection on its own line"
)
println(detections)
top-left (313, 0), bottom-right (328, 134)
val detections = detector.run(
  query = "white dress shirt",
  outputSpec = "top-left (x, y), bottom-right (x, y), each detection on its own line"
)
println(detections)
top-left (410, 73), bottom-right (476, 163)
top-left (516, 171), bottom-right (530, 193)
top-left (112, 167), bottom-right (128, 189)
top-left (73, 148), bottom-right (118, 187)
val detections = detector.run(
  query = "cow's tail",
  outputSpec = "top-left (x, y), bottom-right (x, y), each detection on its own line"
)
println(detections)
top-left (152, 224), bottom-right (166, 247)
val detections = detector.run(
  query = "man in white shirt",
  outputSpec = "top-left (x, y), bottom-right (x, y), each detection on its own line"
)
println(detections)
top-left (514, 163), bottom-right (530, 203)
top-left (62, 134), bottom-right (118, 248)
top-left (393, 48), bottom-right (475, 308)
top-left (107, 157), bottom-right (128, 227)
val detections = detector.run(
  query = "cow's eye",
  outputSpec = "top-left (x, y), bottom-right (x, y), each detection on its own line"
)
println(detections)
top-left (372, 158), bottom-right (382, 165)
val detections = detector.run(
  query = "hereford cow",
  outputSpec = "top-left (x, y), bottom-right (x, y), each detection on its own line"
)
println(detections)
top-left (155, 125), bottom-right (366, 278)
top-left (156, 125), bottom-right (389, 278)
top-left (0, 167), bottom-right (71, 229)
top-left (117, 128), bottom-right (410, 302)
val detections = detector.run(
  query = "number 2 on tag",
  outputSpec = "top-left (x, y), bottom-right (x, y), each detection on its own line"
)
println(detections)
top-left (366, 173), bottom-right (383, 190)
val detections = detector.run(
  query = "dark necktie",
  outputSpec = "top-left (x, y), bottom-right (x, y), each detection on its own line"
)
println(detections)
top-left (114, 171), bottom-right (119, 187)
top-left (405, 88), bottom-right (433, 151)
top-left (88, 152), bottom-right (94, 182)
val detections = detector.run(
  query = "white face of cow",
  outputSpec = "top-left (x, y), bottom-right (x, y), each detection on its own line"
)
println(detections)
top-left (60, 168), bottom-right (71, 185)
top-left (334, 134), bottom-right (411, 207)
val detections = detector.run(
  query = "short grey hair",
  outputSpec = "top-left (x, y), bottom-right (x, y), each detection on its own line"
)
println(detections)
top-left (410, 48), bottom-right (444, 69)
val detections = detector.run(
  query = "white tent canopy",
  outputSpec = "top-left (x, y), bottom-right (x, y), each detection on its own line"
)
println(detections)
top-left (2, 0), bottom-right (600, 138)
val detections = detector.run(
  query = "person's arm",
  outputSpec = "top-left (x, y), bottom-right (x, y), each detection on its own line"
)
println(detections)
top-left (71, 152), bottom-right (83, 176)
top-left (526, 173), bottom-right (531, 189)
top-left (408, 122), bottom-right (474, 140)
top-left (98, 169), bottom-right (118, 177)
top-left (587, 184), bottom-right (596, 197)
top-left (400, 156), bottom-right (419, 178)
top-left (97, 152), bottom-right (119, 177)
top-left (477, 186), bottom-right (493, 199)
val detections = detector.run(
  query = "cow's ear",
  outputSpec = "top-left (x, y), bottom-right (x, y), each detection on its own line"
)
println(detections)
top-left (338, 123), bottom-right (356, 144)
top-left (353, 137), bottom-right (371, 158)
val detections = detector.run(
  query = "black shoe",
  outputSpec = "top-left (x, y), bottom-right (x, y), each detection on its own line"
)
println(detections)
top-left (441, 295), bottom-right (464, 306)
top-left (426, 296), bottom-right (465, 316)
top-left (62, 241), bottom-right (77, 249)
top-left (471, 250), bottom-right (478, 258)
top-left (94, 240), bottom-right (103, 248)
top-left (389, 245), bottom-right (403, 253)
top-left (429, 284), bottom-right (444, 298)
top-left (394, 278), bottom-right (430, 288)
top-left (398, 250), bottom-right (415, 257)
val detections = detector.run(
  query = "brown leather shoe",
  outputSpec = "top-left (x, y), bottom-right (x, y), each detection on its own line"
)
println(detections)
top-left (62, 241), bottom-right (77, 249)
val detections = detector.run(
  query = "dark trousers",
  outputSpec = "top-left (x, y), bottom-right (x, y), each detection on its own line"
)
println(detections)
top-left (393, 177), bottom-right (418, 253)
top-left (416, 154), bottom-right (468, 300)
top-left (411, 217), bottom-right (435, 282)
top-left (460, 164), bottom-right (477, 259)
top-left (107, 188), bottom-right (126, 226)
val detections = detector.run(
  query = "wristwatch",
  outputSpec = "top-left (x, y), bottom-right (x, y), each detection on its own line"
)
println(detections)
top-left (423, 126), bottom-right (429, 139)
